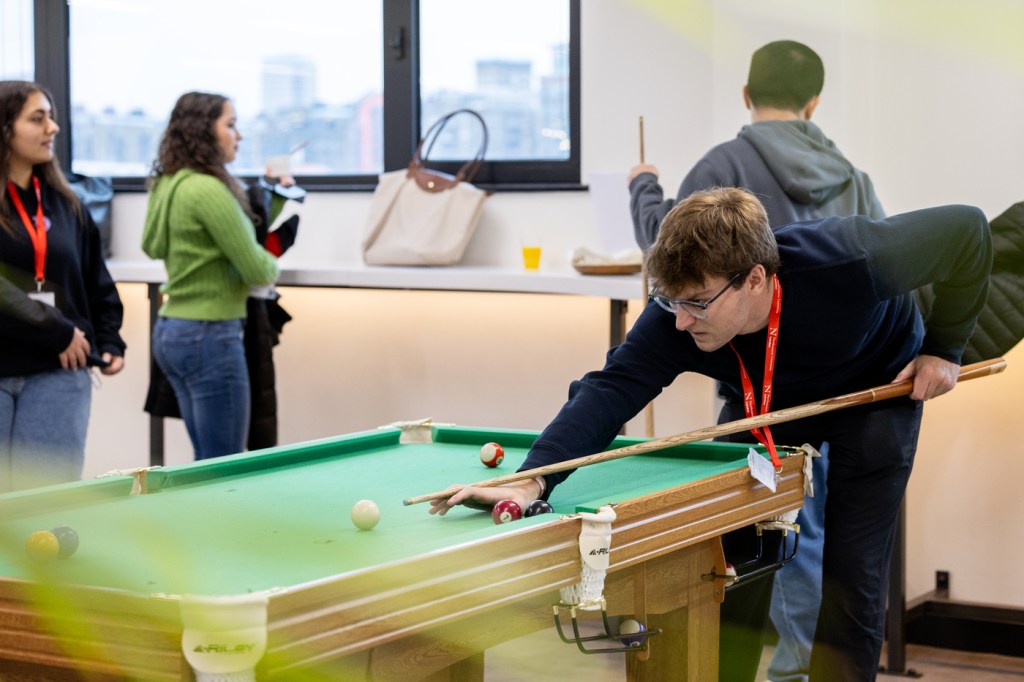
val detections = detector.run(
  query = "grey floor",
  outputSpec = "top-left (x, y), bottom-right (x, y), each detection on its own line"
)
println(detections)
top-left (484, 625), bottom-right (1024, 681)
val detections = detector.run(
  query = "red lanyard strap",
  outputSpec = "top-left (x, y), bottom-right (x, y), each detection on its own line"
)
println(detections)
top-left (7, 177), bottom-right (47, 286)
top-left (729, 274), bottom-right (783, 467)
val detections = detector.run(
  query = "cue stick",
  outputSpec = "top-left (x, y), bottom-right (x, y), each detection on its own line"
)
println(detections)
top-left (642, 269), bottom-right (655, 438)
top-left (638, 116), bottom-right (645, 164)
top-left (403, 358), bottom-right (1006, 506)
top-left (638, 113), bottom-right (653, 437)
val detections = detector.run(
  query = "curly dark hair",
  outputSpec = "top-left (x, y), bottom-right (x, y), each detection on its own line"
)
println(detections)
top-left (150, 91), bottom-right (254, 220)
top-left (1, 80), bottom-right (81, 235)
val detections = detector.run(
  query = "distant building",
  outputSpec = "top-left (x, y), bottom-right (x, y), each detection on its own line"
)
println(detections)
top-left (71, 105), bottom-right (161, 177)
top-left (69, 50), bottom-right (567, 177)
top-left (262, 55), bottom-right (317, 113)
top-left (421, 53), bottom-right (569, 162)
top-left (476, 59), bottom-right (531, 93)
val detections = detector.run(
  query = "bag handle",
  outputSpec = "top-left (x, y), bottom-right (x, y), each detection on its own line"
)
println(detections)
top-left (412, 109), bottom-right (489, 184)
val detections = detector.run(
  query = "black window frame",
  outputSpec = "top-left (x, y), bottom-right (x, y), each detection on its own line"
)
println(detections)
top-left (34, 0), bottom-right (581, 193)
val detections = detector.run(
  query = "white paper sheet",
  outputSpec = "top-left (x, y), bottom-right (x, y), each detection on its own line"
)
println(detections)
top-left (588, 172), bottom-right (637, 254)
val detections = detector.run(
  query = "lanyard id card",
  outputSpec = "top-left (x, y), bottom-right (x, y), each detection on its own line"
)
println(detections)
top-left (27, 290), bottom-right (56, 306)
top-left (7, 177), bottom-right (48, 292)
top-left (730, 275), bottom-right (784, 488)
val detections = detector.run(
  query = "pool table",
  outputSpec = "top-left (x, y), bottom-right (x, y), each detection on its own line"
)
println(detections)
top-left (0, 424), bottom-right (805, 681)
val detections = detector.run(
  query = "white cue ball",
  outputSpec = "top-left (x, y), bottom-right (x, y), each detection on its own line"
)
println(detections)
top-left (351, 499), bottom-right (381, 531)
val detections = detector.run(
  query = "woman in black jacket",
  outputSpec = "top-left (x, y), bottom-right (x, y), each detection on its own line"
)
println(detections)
top-left (0, 80), bottom-right (125, 492)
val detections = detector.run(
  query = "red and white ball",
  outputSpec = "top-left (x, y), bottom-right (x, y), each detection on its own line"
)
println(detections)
top-left (480, 442), bottom-right (504, 468)
top-left (491, 499), bottom-right (522, 525)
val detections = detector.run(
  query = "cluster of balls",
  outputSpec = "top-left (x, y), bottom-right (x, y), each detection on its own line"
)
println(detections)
top-left (491, 498), bottom-right (552, 524)
top-left (347, 441), bottom-right (555, 532)
top-left (481, 442), bottom-right (555, 525)
top-left (25, 525), bottom-right (79, 563)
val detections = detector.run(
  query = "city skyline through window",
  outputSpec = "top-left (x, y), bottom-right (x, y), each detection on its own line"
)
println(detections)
top-left (68, 0), bottom-right (571, 179)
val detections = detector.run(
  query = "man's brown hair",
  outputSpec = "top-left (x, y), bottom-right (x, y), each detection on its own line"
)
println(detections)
top-left (645, 187), bottom-right (780, 295)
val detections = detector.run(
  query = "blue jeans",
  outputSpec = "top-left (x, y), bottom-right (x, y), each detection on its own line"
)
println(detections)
top-left (152, 317), bottom-right (250, 460)
top-left (0, 368), bottom-right (92, 492)
top-left (768, 443), bottom-right (830, 682)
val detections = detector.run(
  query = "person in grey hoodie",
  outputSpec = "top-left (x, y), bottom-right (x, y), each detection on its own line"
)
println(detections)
top-left (628, 41), bottom-right (885, 682)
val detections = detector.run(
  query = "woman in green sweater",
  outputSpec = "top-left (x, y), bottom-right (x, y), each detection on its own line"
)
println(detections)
top-left (142, 92), bottom-right (278, 459)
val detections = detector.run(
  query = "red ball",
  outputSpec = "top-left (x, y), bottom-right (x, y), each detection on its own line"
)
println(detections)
top-left (491, 499), bottom-right (522, 525)
top-left (480, 442), bottom-right (504, 468)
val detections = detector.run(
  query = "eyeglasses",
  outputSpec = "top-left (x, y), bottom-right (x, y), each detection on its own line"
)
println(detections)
top-left (650, 273), bottom-right (742, 319)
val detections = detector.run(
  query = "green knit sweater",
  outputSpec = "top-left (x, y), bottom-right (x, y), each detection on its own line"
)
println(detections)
top-left (142, 170), bottom-right (279, 320)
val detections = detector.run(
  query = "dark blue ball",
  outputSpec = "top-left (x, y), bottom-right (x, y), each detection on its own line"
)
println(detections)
top-left (524, 500), bottom-right (554, 517)
top-left (618, 619), bottom-right (647, 647)
top-left (51, 524), bottom-right (79, 558)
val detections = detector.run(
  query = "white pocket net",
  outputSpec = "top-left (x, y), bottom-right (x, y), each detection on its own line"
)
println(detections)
top-left (559, 505), bottom-right (617, 610)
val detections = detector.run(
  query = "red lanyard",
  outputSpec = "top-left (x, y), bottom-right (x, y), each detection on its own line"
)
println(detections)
top-left (729, 274), bottom-right (783, 467)
top-left (7, 177), bottom-right (47, 288)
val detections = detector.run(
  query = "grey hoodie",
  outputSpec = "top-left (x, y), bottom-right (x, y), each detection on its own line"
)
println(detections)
top-left (631, 120), bottom-right (884, 250)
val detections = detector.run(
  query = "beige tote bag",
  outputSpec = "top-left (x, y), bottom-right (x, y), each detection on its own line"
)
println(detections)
top-left (362, 109), bottom-right (489, 266)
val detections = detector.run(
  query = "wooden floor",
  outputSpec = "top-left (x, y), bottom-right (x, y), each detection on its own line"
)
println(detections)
top-left (484, 625), bottom-right (1024, 681)
top-left (2, 627), bottom-right (1022, 680)
top-left (876, 644), bottom-right (1024, 681)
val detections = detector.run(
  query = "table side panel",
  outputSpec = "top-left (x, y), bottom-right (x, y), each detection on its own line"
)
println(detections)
top-left (259, 455), bottom-right (804, 674)
top-left (261, 520), bottom-right (581, 673)
top-left (609, 456), bottom-right (804, 570)
top-left (0, 581), bottom-right (184, 679)
top-left (274, 543), bottom-right (712, 681)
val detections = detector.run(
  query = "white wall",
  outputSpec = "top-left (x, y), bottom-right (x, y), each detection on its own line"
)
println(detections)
top-left (87, 0), bottom-right (1024, 607)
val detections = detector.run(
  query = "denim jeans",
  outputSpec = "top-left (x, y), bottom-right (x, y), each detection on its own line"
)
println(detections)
top-left (152, 317), bottom-right (250, 460)
top-left (0, 368), bottom-right (92, 492)
top-left (767, 443), bottom-right (830, 682)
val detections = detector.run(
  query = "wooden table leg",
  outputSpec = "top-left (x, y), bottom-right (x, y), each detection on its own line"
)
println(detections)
top-left (419, 651), bottom-right (484, 682)
top-left (626, 541), bottom-right (719, 682)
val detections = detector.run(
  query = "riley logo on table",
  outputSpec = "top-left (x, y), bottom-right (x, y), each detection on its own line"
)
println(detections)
top-left (588, 548), bottom-right (610, 556)
top-left (192, 643), bottom-right (258, 654)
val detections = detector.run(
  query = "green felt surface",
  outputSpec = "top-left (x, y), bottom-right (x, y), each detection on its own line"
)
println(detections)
top-left (0, 427), bottom-right (760, 598)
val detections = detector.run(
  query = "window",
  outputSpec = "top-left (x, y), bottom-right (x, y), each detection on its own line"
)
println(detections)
top-left (419, 0), bottom-right (571, 163)
top-left (397, 0), bottom-right (580, 187)
top-left (1, 0), bottom-right (33, 80)
top-left (68, 0), bottom-right (383, 180)
top-left (40, 0), bottom-right (580, 189)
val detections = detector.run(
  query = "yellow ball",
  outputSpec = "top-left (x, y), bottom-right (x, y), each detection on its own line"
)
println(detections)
top-left (351, 499), bottom-right (381, 531)
top-left (26, 530), bottom-right (60, 563)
